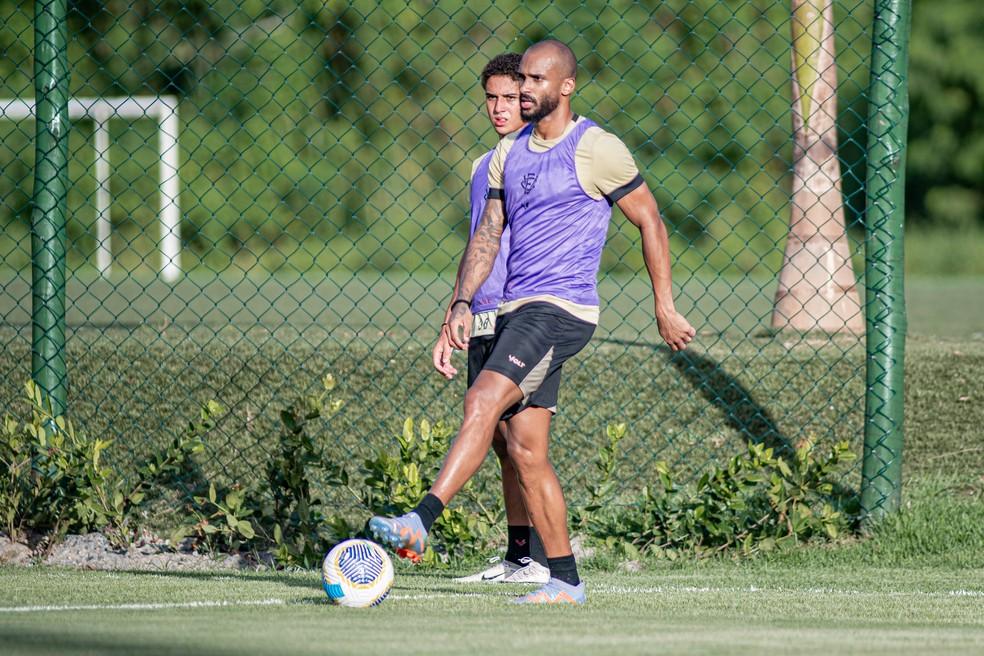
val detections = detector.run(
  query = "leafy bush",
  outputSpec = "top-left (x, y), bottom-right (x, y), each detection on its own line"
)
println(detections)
top-left (2, 375), bottom-right (856, 567)
top-left (0, 380), bottom-right (205, 546)
top-left (580, 434), bottom-right (856, 559)
top-left (177, 378), bottom-right (499, 566)
top-left (357, 417), bottom-right (499, 564)
top-left (175, 375), bottom-right (356, 567)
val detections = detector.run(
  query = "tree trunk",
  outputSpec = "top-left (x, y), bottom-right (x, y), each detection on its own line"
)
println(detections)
top-left (772, 0), bottom-right (864, 334)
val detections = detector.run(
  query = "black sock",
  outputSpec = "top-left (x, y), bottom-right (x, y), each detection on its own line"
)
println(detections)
top-left (504, 525), bottom-right (531, 565)
top-left (547, 554), bottom-right (580, 586)
top-left (412, 494), bottom-right (445, 533)
top-left (529, 527), bottom-right (548, 567)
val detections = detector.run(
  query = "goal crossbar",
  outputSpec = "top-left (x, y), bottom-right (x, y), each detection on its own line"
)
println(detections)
top-left (0, 96), bottom-right (181, 281)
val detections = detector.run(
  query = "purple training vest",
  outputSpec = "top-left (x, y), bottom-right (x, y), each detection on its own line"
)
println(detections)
top-left (469, 149), bottom-right (510, 314)
top-left (500, 119), bottom-right (612, 307)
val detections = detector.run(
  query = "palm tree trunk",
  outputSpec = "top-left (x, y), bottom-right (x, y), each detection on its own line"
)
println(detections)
top-left (772, 0), bottom-right (864, 333)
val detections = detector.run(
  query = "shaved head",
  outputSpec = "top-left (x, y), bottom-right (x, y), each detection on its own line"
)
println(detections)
top-left (524, 40), bottom-right (577, 79)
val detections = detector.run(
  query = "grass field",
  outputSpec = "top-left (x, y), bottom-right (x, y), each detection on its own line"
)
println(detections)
top-left (3, 478), bottom-right (984, 655)
top-left (3, 483), bottom-right (984, 656)
top-left (1, 567), bottom-right (982, 655)
top-left (1, 271), bottom-right (979, 498)
top-left (4, 479), bottom-right (983, 655)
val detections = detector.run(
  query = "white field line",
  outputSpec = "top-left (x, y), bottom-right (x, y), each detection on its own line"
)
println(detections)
top-left (0, 598), bottom-right (287, 613)
top-left (390, 586), bottom-right (984, 600)
top-left (594, 585), bottom-right (984, 599)
top-left (2, 586), bottom-right (982, 613)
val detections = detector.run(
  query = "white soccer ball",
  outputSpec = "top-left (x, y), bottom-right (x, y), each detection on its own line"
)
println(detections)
top-left (321, 539), bottom-right (394, 608)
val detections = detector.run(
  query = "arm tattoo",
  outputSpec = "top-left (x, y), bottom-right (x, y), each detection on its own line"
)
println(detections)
top-left (456, 199), bottom-right (504, 302)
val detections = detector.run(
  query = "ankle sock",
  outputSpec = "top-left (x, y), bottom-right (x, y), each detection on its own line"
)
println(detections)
top-left (504, 525), bottom-right (531, 565)
top-left (412, 493), bottom-right (445, 533)
top-left (547, 554), bottom-right (580, 586)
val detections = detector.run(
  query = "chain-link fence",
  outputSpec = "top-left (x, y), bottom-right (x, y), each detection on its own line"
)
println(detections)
top-left (0, 0), bottom-right (908, 519)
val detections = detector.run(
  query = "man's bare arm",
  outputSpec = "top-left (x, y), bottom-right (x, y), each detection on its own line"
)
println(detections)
top-left (616, 182), bottom-right (695, 351)
top-left (446, 197), bottom-right (506, 348)
top-left (443, 246), bottom-right (468, 321)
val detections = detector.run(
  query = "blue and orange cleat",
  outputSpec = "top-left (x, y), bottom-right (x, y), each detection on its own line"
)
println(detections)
top-left (512, 578), bottom-right (586, 605)
top-left (368, 512), bottom-right (428, 560)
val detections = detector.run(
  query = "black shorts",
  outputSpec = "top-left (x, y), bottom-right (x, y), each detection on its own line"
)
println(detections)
top-left (478, 302), bottom-right (595, 419)
top-left (468, 333), bottom-right (562, 415)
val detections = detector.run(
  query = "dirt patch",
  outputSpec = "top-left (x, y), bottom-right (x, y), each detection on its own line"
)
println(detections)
top-left (1, 532), bottom-right (268, 571)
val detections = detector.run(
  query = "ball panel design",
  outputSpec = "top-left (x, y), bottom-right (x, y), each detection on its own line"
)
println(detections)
top-left (321, 539), bottom-right (394, 608)
top-left (337, 541), bottom-right (385, 587)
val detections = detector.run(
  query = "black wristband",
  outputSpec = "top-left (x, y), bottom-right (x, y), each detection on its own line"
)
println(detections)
top-left (450, 299), bottom-right (471, 312)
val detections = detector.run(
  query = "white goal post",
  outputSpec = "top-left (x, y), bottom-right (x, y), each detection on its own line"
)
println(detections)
top-left (0, 96), bottom-right (181, 281)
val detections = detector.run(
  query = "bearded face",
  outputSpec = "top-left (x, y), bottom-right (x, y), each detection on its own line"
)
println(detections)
top-left (519, 88), bottom-right (560, 123)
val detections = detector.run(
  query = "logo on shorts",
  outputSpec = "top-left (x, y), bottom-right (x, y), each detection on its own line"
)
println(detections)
top-left (521, 173), bottom-right (538, 194)
top-left (508, 354), bottom-right (526, 368)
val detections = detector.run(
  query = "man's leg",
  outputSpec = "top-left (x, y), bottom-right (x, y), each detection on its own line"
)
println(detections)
top-left (429, 371), bottom-right (522, 503)
top-left (504, 407), bottom-right (572, 559)
top-left (453, 422), bottom-right (549, 583)
top-left (493, 422), bottom-right (549, 580)
top-left (492, 424), bottom-right (529, 526)
top-left (505, 406), bottom-right (585, 604)
top-left (369, 370), bottom-right (522, 554)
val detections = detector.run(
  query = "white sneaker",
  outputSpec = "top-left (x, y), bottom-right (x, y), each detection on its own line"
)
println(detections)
top-left (452, 557), bottom-right (551, 584)
top-left (502, 558), bottom-right (551, 584)
top-left (453, 557), bottom-right (509, 583)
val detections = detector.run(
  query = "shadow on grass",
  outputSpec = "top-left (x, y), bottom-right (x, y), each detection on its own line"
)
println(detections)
top-left (597, 338), bottom-right (859, 512)
top-left (599, 337), bottom-right (792, 454)
top-left (114, 567), bottom-right (319, 591)
top-left (107, 567), bottom-right (506, 605)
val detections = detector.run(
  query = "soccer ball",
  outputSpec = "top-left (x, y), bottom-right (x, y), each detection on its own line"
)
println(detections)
top-left (321, 539), bottom-right (394, 608)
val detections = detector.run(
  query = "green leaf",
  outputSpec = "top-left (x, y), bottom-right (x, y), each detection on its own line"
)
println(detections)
top-left (208, 482), bottom-right (217, 505)
top-left (238, 521), bottom-right (256, 540)
top-left (776, 459), bottom-right (793, 478)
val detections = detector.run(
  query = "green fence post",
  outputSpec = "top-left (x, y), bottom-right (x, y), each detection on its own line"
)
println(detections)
top-left (861, 0), bottom-right (911, 525)
top-left (31, 0), bottom-right (70, 417)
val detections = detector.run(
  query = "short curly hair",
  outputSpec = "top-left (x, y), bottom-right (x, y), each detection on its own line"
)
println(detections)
top-left (481, 53), bottom-right (523, 89)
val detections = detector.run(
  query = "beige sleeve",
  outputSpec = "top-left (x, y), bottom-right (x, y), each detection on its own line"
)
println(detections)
top-left (469, 153), bottom-right (487, 180)
top-left (485, 130), bottom-right (520, 191)
top-left (575, 127), bottom-right (641, 200)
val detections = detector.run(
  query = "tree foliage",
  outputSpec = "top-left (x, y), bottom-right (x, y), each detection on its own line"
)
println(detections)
top-left (0, 0), bottom-right (976, 276)
top-left (906, 0), bottom-right (984, 230)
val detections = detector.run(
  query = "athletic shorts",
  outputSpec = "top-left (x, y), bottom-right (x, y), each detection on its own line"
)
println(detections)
top-left (467, 310), bottom-right (561, 415)
top-left (479, 302), bottom-right (595, 419)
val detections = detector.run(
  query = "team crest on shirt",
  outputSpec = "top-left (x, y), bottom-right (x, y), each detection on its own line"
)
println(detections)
top-left (521, 173), bottom-right (538, 194)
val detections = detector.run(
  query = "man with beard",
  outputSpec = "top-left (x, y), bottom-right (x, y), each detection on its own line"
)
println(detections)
top-left (371, 40), bottom-right (695, 605)
top-left (431, 53), bottom-right (550, 585)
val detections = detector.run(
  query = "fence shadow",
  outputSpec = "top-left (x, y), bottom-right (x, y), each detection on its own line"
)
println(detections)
top-left (598, 337), bottom-right (859, 512)
top-left (599, 337), bottom-right (792, 455)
